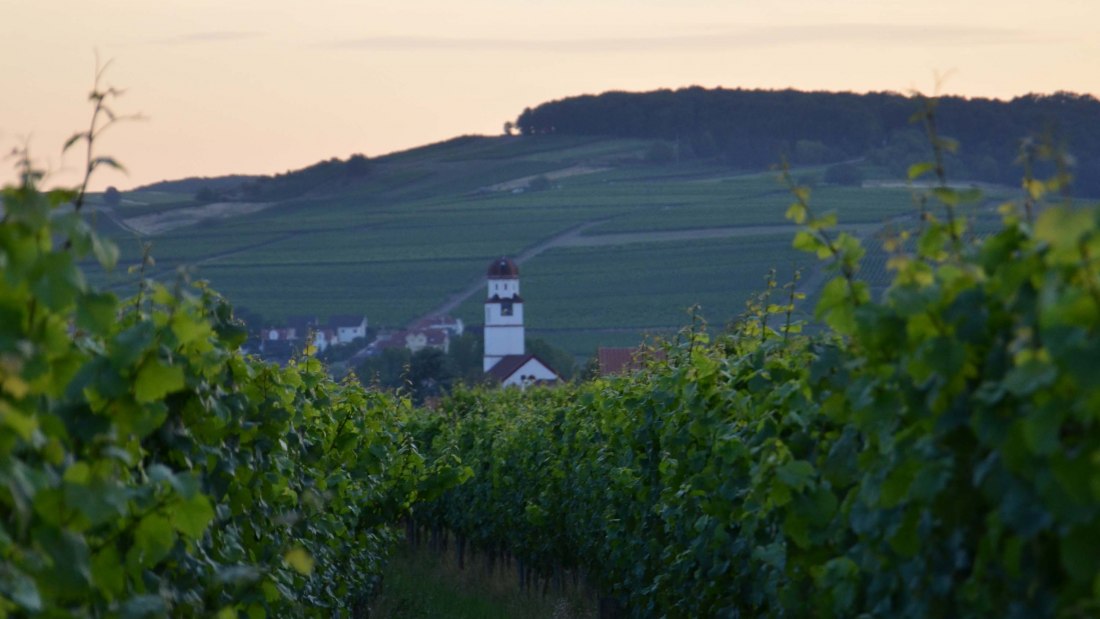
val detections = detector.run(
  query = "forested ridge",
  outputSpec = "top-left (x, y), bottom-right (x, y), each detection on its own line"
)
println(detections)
top-left (517, 87), bottom-right (1100, 195)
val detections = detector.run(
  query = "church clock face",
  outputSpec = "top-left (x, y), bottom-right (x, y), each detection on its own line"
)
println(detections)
top-left (501, 300), bottom-right (513, 316)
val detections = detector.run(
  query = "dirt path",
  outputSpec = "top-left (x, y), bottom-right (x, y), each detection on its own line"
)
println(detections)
top-left (399, 220), bottom-right (881, 340)
top-left (120, 201), bottom-right (276, 236)
top-left (401, 219), bottom-right (612, 328)
top-left (484, 165), bottom-right (610, 192)
top-left (554, 223), bottom-right (878, 248)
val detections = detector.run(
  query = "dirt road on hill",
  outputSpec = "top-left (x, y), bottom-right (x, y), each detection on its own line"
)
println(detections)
top-left (398, 220), bottom-right (880, 336)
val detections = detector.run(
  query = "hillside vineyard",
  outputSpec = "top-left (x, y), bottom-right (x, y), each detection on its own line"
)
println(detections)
top-left (3, 94), bottom-right (1099, 616)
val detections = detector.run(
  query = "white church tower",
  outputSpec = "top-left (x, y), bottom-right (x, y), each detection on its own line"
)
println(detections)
top-left (483, 256), bottom-right (525, 372)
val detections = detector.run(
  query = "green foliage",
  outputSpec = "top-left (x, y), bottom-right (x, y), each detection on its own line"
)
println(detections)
top-left (0, 159), bottom-right (448, 615)
top-left (410, 147), bottom-right (1100, 616)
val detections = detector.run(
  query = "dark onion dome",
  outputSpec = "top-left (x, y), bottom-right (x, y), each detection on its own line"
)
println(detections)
top-left (487, 256), bottom-right (519, 279)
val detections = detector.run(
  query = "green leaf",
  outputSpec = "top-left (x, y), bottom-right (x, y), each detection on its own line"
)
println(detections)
top-left (786, 202), bottom-right (807, 224)
top-left (792, 230), bottom-right (823, 254)
top-left (908, 162), bottom-right (934, 180)
top-left (783, 511), bottom-right (811, 549)
top-left (92, 544), bottom-right (125, 598)
top-left (776, 460), bottom-right (814, 492)
top-left (932, 186), bottom-right (959, 207)
top-left (1003, 360), bottom-right (1057, 397)
top-left (1020, 408), bottom-right (1060, 455)
top-left (91, 156), bottom-right (127, 173)
top-left (284, 547), bottom-right (314, 576)
top-left (1061, 523), bottom-right (1100, 582)
top-left (880, 459), bottom-right (920, 508)
top-left (30, 253), bottom-right (85, 310)
top-left (0, 406), bottom-right (38, 440)
top-left (130, 513), bottom-right (175, 567)
top-left (170, 312), bottom-right (209, 346)
top-left (62, 462), bottom-right (91, 484)
top-left (62, 132), bottom-right (87, 152)
top-left (91, 234), bottom-right (120, 270)
top-left (4, 568), bottom-right (42, 611)
top-left (75, 291), bottom-right (118, 333)
top-left (888, 507), bottom-right (920, 557)
top-left (120, 594), bottom-right (167, 619)
top-left (134, 361), bottom-right (185, 403)
top-left (172, 493), bottom-right (214, 539)
top-left (1035, 206), bottom-right (1093, 261)
top-left (32, 526), bottom-right (92, 590)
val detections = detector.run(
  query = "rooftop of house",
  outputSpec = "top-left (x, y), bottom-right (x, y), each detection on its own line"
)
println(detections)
top-left (485, 354), bottom-right (561, 383)
top-left (329, 315), bottom-right (366, 328)
top-left (597, 346), bottom-right (666, 376)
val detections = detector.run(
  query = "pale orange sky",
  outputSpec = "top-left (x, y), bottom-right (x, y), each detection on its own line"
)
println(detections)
top-left (2, 0), bottom-right (1097, 190)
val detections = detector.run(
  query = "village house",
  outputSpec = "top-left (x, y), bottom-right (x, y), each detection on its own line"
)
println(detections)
top-left (329, 315), bottom-right (368, 344)
top-left (366, 321), bottom-right (454, 356)
top-left (261, 314), bottom-right (368, 355)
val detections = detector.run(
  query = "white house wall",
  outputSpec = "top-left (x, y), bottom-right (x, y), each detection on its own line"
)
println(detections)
top-left (501, 358), bottom-right (559, 388)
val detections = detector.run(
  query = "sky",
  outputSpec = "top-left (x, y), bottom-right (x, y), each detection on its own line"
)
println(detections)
top-left (2, 0), bottom-right (1098, 190)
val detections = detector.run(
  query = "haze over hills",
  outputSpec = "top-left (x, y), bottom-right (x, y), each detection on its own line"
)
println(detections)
top-left (85, 87), bottom-right (1094, 357)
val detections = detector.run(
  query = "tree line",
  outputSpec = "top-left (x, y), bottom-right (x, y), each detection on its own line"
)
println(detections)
top-left (515, 87), bottom-right (1100, 195)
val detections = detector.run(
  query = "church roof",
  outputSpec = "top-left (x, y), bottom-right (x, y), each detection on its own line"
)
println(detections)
top-left (487, 256), bottom-right (519, 279)
top-left (485, 354), bottom-right (560, 382)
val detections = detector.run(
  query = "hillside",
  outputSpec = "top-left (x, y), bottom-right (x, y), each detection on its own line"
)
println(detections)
top-left (81, 89), bottom-right (1057, 358)
top-left (517, 87), bottom-right (1100, 196)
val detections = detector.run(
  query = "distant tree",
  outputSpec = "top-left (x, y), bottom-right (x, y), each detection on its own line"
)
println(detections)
top-left (408, 348), bottom-right (454, 402)
top-left (793, 140), bottom-right (831, 165)
top-left (513, 87), bottom-right (1100, 196)
top-left (447, 332), bottom-right (484, 385)
top-left (344, 154), bottom-right (370, 178)
top-left (357, 348), bottom-right (411, 390)
top-left (580, 354), bottom-right (601, 381)
top-left (690, 131), bottom-right (719, 158)
top-left (824, 162), bottom-right (864, 186)
top-left (503, 121), bottom-right (514, 136)
top-left (233, 306), bottom-right (265, 332)
top-left (242, 181), bottom-right (263, 200)
top-left (103, 185), bottom-right (121, 206)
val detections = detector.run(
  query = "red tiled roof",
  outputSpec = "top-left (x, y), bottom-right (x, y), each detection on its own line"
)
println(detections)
top-left (412, 315), bottom-right (461, 329)
top-left (597, 346), bottom-right (665, 376)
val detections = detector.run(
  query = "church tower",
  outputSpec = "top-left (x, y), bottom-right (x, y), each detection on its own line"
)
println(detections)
top-left (483, 256), bottom-right (524, 372)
